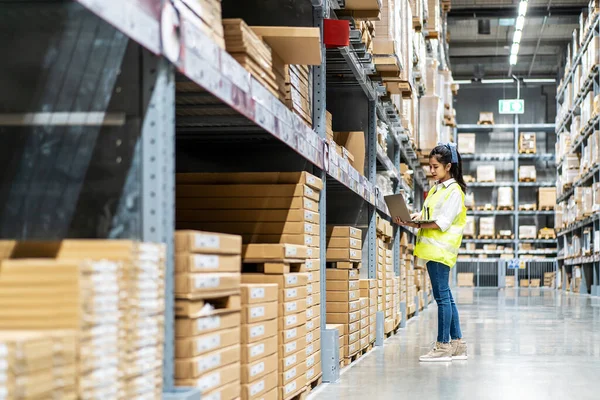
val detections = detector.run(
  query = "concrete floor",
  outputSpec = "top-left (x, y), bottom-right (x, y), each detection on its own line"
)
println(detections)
top-left (310, 288), bottom-right (600, 400)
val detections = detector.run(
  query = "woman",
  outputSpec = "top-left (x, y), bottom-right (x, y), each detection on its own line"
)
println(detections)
top-left (394, 143), bottom-right (468, 362)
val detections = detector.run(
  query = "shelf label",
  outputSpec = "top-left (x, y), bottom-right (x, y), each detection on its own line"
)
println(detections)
top-left (499, 99), bottom-right (524, 114)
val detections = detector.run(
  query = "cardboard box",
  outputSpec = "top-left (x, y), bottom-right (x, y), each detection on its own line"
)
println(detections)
top-left (326, 237), bottom-right (362, 249)
top-left (305, 258), bottom-right (320, 271)
top-left (326, 300), bottom-right (361, 313)
top-left (306, 316), bottom-right (320, 333)
top-left (241, 370), bottom-right (278, 400)
top-left (326, 311), bottom-right (361, 324)
top-left (175, 344), bottom-right (240, 378)
top-left (326, 269), bottom-right (360, 281)
top-left (175, 273), bottom-right (241, 297)
top-left (519, 166), bottom-right (537, 181)
top-left (175, 327), bottom-right (240, 358)
top-left (280, 286), bottom-right (308, 303)
top-left (306, 327), bottom-right (321, 345)
top-left (241, 301), bottom-right (278, 324)
top-left (326, 290), bottom-right (360, 302)
top-left (326, 280), bottom-right (360, 291)
top-left (519, 225), bottom-right (537, 239)
top-left (279, 348), bottom-right (307, 373)
top-left (175, 230), bottom-right (242, 254)
top-left (326, 226), bottom-right (362, 239)
top-left (243, 244), bottom-right (309, 261)
top-left (241, 319), bottom-right (278, 344)
top-left (177, 196), bottom-right (319, 213)
top-left (241, 335), bottom-right (278, 364)
top-left (175, 362), bottom-right (240, 393)
top-left (539, 187), bottom-right (557, 208)
top-left (360, 279), bottom-right (376, 289)
top-left (458, 133), bottom-right (476, 154)
top-left (281, 299), bottom-right (307, 316)
top-left (176, 171), bottom-right (323, 191)
top-left (242, 273), bottom-right (308, 289)
top-left (280, 324), bottom-right (307, 344)
top-left (479, 217), bottom-right (495, 237)
top-left (201, 380), bottom-right (241, 400)
top-left (177, 184), bottom-right (320, 201)
top-left (176, 312), bottom-right (241, 337)
top-left (178, 208), bottom-right (320, 224)
top-left (345, 340), bottom-right (360, 357)
top-left (306, 337), bottom-right (321, 357)
top-left (175, 254), bottom-right (241, 273)
top-left (279, 338), bottom-right (305, 359)
top-left (278, 311), bottom-right (307, 330)
top-left (326, 248), bottom-right (362, 261)
top-left (279, 371), bottom-right (307, 398)
top-left (238, 233), bottom-right (319, 247)
top-left (241, 353), bottom-right (277, 384)
top-left (241, 284), bottom-right (279, 305)
top-left (180, 221), bottom-right (319, 236)
top-left (333, 132), bottom-right (365, 175)
top-left (477, 165), bottom-right (496, 182)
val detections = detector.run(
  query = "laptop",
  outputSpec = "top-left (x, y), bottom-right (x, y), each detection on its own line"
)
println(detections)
top-left (384, 194), bottom-right (435, 223)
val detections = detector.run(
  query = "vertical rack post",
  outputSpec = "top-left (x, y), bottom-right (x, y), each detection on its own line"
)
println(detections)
top-left (514, 116), bottom-right (520, 262)
top-left (367, 100), bottom-right (378, 280)
top-left (393, 141), bottom-right (401, 278)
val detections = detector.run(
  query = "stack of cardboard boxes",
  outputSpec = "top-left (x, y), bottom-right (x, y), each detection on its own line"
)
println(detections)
top-left (174, 231), bottom-right (242, 399)
top-left (241, 244), bottom-right (311, 400)
top-left (360, 278), bottom-right (378, 345)
top-left (0, 330), bottom-right (77, 400)
top-left (240, 283), bottom-right (279, 400)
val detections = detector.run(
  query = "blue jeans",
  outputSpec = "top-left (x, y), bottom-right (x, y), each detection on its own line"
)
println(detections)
top-left (427, 261), bottom-right (462, 343)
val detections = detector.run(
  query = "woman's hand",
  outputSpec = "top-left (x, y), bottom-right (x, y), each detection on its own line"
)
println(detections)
top-left (393, 217), bottom-right (419, 229)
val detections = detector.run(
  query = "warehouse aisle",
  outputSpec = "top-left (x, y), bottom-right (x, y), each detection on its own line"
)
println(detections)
top-left (311, 289), bottom-right (600, 400)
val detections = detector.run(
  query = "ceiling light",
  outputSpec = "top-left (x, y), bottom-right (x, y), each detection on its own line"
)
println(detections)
top-left (510, 54), bottom-right (518, 65)
top-left (516, 15), bottom-right (525, 31)
top-left (523, 78), bottom-right (556, 83)
top-left (518, 0), bottom-right (528, 16)
top-left (453, 79), bottom-right (472, 84)
top-left (481, 79), bottom-right (514, 84)
top-left (511, 43), bottom-right (520, 55)
top-left (513, 30), bottom-right (522, 44)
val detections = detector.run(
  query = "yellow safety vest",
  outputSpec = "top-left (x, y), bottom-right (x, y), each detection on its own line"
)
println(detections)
top-left (414, 182), bottom-right (467, 268)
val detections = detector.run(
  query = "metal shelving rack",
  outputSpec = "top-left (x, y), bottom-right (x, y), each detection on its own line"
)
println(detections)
top-left (555, 12), bottom-right (600, 297)
top-left (456, 122), bottom-right (557, 265)
top-left (0, 0), bottom-right (444, 397)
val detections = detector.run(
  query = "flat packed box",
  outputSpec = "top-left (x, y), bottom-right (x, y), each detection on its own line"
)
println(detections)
top-left (241, 335), bottom-right (278, 364)
top-left (280, 338), bottom-right (305, 358)
top-left (241, 301), bottom-right (278, 324)
top-left (458, 133), bottom-right (476, 154)
top-left (241, 353), bottom-right (278, 384)
top-left (175, 254), bottom-right (241, 273)
top-left (176, 312), bottom-right (241, 337)
top-left (327, 237), bottom-right (362, 250)
top-left (175, 273), bottom-right (241, 297)
top-left (177, 196), bottom-right (319, 213)
top-left (326, 248), bottom-right (362, 261)
top-left (241, 283), bottom-right (279, 305)
top-left (326, 300), bottom-right (361, 313)
top-left (519, 225), bottom-right (537, 239)
top-left (326, 280), bottom-right (360, 291)
top-left (175, 362), bottom-right (240, 393)
top-left (326, 311), bottom-right (361, 324)
top-left (278, 311), bottom-right (307, 330)
top-left (241, 319), bottom-right (278, 344)
top-left (326, 290), bottom-right (360, 302)
top-left (279, 348), bottom-right (307, 373)
top-left (282, 299), bottom-right (308, 316)
top-left (327, 226), bottom-right (362, 239)
top-left (175, 230), bottom-right (242, 255)
top-left (175, 344), bottom-right (240, 378)
top-left (177, 208), bottom-right (320, 223)
top-left (177, 184), bottom-right (320, 202)
top-left (243, 244), bottom-right (309, 261)
top-left (175, 327), bottom-right (240, 358)
top-left (180, 221), bottom-right (319, 236)
top-left (241, 370), bottom-right (278, 400)
top-left (280, 286), bottom-right (308, 303)
top-left (242, 273), bottom-right (308, 289)
top-left (477, 165), bottom-right (496, 182)
top-left (176, 171), bottom-right (323, 191)
top-left (279, 374), bottom-right (307, 399)
top-left (280, 324), bottom-right (307, 344)
top-left (239, 233), bottom-right (318, 247)
top-left (539, 187), bottom-right (557, 208)
top-left (278, 360), bottom-right (306, 387)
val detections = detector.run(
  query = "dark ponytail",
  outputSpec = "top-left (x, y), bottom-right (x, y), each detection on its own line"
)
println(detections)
top-left (429, 144), bottom-right (468, 193)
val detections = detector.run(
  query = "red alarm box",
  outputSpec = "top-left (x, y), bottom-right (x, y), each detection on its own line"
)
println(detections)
top-left (323, 19), bottom-right (350, 48)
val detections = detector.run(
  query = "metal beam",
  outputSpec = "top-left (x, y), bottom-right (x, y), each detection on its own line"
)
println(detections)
top-left (448, 5), bottom-right (585, 19)
top-left (449, 38), bottom-right (570, 48)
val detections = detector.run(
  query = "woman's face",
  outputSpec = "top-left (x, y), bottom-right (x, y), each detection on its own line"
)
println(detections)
top-left (429, 156), bottom-right (451, 181)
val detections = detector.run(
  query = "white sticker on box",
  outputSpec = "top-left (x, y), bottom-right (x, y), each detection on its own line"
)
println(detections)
top-left (307, 355), bottom-right (315, 367)
top-left (285, 354), bottom-right (297, 367)
top-left (307, 284), bottom-right (313, 294)
top-left (250, 325), bottom-right (265, 338)
top-left (350, 302), bottom-right (358, 311)
top-left (306, 331), bottom-right (313, 343)
top-left (194, 275), bottom-right (220, 289)
top-left (307, 175), bottom-right (316, 185)
top-left (198, 354), bottom-right (221, 372)
top-left (285, 381), bottom-right (297, 395)
top-left (193, 255), bottom-right (219, 269)
top-left (350, 291), bottom-right (357, 300)
top-left (250, 380), bottom-right (265, 396)
top-left (197, 316), bottom-right (221, 332)
top-left (306, 367), bottom-right (315, 380)
top-left (307, 248), bottom-right (314, 257)
top-left (251, 287), bottom-right (265, 299)
top-left (194, 234), bottom-right (219, 250)
top-left (250, 343), bottom-right (265, 358)
top-left (251, 361), bottom-right (265, 377)
top-left (286, 275), bottom-right (298, 285)
top-left (305, 236), bottom-right (313, 245)
top-left (285, 367), bottom-right (298, 381)
top-left (286, 328), bottom-right (298, 339)
top-left (306, 343), bottom-right (314, 356)
top-left (286, 301), bottom-right (298, 312)
top-left (306, 296), bottom-right (313, 306)
top-left (0, 344), bottom-right (7, 357)
top-left (349, 281), bottom-right (359, 289)
top-left (305, 260), bottom-right (313, 270)
top-left (203, 392), bottom-right (221, 400)
top-left (287, 288), bottom-right (298, 299)
top-left (350, 250), bottom-right (357, 258)
top-left (286, 315), bottom-right (297, 326)
top-left (306, 320), bottom-right (314, 331)
top-left (350, 238), bottom-right (358, 247)
top-left (285, 246), bottom-right (298, 258)
top-left (350, 270), bottom-right (358, 278)
top-left (198, 371), bottom-right (221, 392)
top-left (286, 342), bottom-right (297, 353)
top-left (305, 187), bottom-right (314, 197)
top-left (304, 210), bottom-right (312, 221)
top-left (350, 322), bottom-right (359, 331)
top-left (197, 334), bottom-right (220, 352)
top-left (251, 306), bottom-right (265, 318)
top-left (305, 223), bottom-right (313, 233)
top-left (306, 308), bottom-right (314, 319)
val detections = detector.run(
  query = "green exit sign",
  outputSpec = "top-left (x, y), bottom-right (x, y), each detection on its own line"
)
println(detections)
top-left (499, 99), bottom-right (524, 114)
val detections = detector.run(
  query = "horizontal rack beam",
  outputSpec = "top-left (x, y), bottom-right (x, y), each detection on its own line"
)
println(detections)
top-left (456, 123), bottom-right (556, 132)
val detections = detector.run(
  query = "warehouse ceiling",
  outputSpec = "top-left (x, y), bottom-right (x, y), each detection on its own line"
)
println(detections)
top-left (448, 0), bottom-right (589, 80)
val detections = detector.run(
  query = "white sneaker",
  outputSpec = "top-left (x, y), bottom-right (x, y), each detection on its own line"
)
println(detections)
top-left (451, 339), bottom-right (468, 360)
top-left (419, 342), bottom-right (453, 362)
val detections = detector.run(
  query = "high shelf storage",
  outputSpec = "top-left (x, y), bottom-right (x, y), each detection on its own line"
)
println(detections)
top-left (456, 123), bottom-right (557, 264)
top-left (555, 3), bottom-right (600, 296)
top-left (0, 0), bottom-right (461, 398)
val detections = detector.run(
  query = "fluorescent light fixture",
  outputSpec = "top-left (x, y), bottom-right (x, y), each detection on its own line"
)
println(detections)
top-left (513, 30), bottom-right (522, 44)
top-left (481, 79), bottom-right (514, 84)
top-left (511, 43), bottom-right (520, 55)
top-left (510, 54), bottom-right (518, 65)
top-left (516, 15), bottom-right (525, 31)
top-left (523, 78), bottom-right (556, 83)
top-left (518, 0), bottom-right (528, 16)
top-left (453, 79), bottom-right (472, 84)
top-left (499, 18), bottom-right (515, 26)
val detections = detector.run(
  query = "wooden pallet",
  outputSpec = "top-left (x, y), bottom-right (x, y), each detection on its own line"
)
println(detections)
top-left (412, 17), bottom-right (422, 32)
top-left (477, 179), bottom-right (496, 183)
top-left (344, 351), bottom-right (362, 366)
top-left (463, 234), bottom-right (475, 239)
top-left (326, 261), bottom-right (361, 270)
top-left (498, 233), bottom-right (515, 239)
top-left (519, 204), bottom-right (537, 211)
top-left (519, 177), bottom-right (536, 182)
top-left (284, 388), bottom-right (308, 400)
top-left (477, 121), bottom-right (494, 125)
top-left (465, 205), bottom-right (475, 210)
top-left (307, 374), bottom-right (323, 392)
top-left (497, 205), bottom-right (515, 211)
top-left (477, 204), bottom-right (495, 211)
top-left (242, 261), bottom-right (306, 274)
top-left (519, 149), bottom-right (537, 154)
top-left (538, 234), bottom-right (556, 240)
top-left (563, 183), bottom-right (573, 192)
top-left (478, 235), bottom-right (496, 239)
top-left (426, 30), bottom-right (440, 39)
